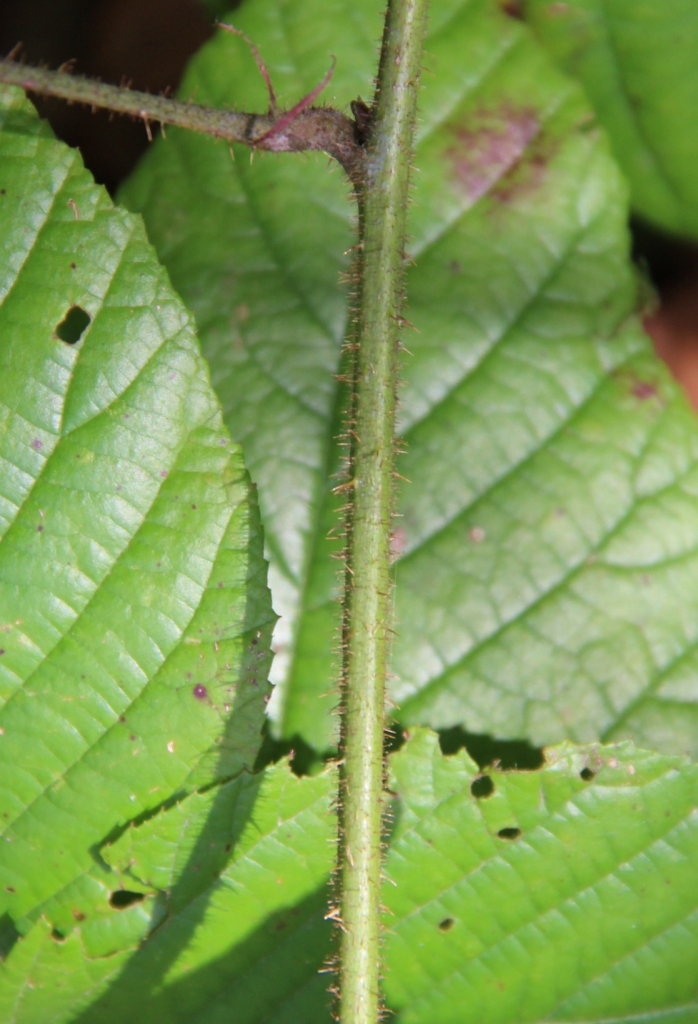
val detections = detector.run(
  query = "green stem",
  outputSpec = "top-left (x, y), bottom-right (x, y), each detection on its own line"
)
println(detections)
top-left (337, 1), bottom-right (428, 1021)
top-left (2, 13), bottom-right (428, 1016)
top-left (0, 58), bottom-right (365, 182)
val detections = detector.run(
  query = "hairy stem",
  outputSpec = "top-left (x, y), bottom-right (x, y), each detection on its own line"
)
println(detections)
top-left (0, 58), bottom-right (366, 182)
top-left (337, 1), bottom-right (428, 1021)
top-left (1, 13), bottom-right (427, 1016)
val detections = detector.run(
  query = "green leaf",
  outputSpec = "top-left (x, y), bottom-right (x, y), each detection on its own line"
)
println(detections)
top-left (121, 0), bottom-right (698, 758)
top-left (119, 0), bottom-right (383, 753)
top-left (384, 729), bottom-right (698, 1024)
top-left (523, 0), bottom-right (698, 239)
top-left (0, 85), bottom-right (274, 932)
top-left (0, 761), bottom-right (336, 1024)
top-left (8, 731), bottom-right (697, 1023)
top-left (0, 919), bottom-right (133, 1024)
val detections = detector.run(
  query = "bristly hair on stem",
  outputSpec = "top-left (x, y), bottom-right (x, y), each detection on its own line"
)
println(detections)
top-left (0, 9), bottom-right (429, 1019)
top-left (0, 34), bottom-right (367, 184)
top-left (335, 0), bottom-right (428, 1022)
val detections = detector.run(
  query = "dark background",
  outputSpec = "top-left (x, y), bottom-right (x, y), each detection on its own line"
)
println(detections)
top-left (0, 0), bottom-right (216, 191)
top-left (2, 0), bottom-right (698, 405)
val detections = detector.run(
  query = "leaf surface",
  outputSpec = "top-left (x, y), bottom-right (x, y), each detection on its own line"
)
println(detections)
top-left (384, 729), bottom-right (698, 1024)
top-left (5, 731), bottom-right (697, 1024)
top-left (0, 761), bottom-right (336, 1024)
top-left (122, 0), bottom-right (698, 757)
top-left (523, 0), bottom-right (698, 238)
top-left (0, 85), bottom-right (274, 932)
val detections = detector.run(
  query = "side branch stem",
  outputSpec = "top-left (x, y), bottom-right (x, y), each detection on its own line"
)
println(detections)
top-left (337, 0), bottom-right (428, 1021)
top-left (0, 58), bottom-right (366, 182)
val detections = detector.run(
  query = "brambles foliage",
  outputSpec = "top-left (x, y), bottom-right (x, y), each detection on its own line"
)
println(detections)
top-left (1, 1), bottom-right (698, 1021)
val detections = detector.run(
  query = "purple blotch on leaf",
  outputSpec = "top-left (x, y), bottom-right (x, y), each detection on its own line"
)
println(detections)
top-left (500, 0), bottom-right (523, 17)
top-left (193, 684), bottom-right (208, 700)
top-left (31, 438), bottom-right (43, 451)
top-left (632, 380), bottom-right (658, 401)
top-left (446, 104), bottom-right (554, 205)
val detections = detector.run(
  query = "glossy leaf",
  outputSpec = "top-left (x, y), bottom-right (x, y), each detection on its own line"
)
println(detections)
top-left (384, 729), bottom-right (698, 1024)
top-left (0, 85), bottom-right (274, 935)
top-left (122, 0), bottom-right (698, 757)
top-left (6, 730), bottom-right (697, 1023)
top-left (0, 761), bottom-right (336, 1024)
top-left (524, 0), bottom-right (698, 239)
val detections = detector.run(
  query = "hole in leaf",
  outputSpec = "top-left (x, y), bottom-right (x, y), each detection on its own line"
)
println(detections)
top-left (439, 727), bottom-right (544, 770)
top-left (470, 775), bottom-right (495, 799)
top-left (497, 827), bottom-right (522, 841)
top-left (438, 917), bottom-right (455, 932)
top-left (109, 890), bottom-right (145, 910)
top-left (580, 767), bottom-right (595, 782)
top-left (55, 306), bottom-right (91, 344)
top-left (50, 927), bottom-right (66, 942)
